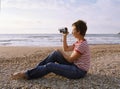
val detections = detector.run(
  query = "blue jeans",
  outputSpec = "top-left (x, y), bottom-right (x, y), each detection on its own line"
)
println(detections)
top-left (25, 51), bottom-right (87, 79)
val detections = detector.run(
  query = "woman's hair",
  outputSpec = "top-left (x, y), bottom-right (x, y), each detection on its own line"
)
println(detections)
top-left (72, 20), bottom-right (87, 37)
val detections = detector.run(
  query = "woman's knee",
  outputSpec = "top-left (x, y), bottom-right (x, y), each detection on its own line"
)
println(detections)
top-left (54, 49), bottom-right (62, 54)
top-left (50, 50), bottom-right (58, 56)
top-left (52, 50), bottom-right (60, 56)
top-left (54, 49), bottom-right (59, 52)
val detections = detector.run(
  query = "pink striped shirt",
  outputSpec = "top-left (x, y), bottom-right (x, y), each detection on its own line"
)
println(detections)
top-left (73, 40), bottom-right (90, 71)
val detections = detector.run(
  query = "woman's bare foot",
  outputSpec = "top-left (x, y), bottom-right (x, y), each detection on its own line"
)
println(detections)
top-left (11, 71), bottom-right (28, 80)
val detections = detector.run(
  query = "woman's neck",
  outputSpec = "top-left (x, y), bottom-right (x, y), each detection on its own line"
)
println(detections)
top-left (77, 35), bottom-right (84, 42)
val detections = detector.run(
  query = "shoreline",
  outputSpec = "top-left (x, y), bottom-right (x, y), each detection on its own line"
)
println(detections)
top-left (0, 43), bottom-right (120, 46)
top-left (0, 43), bottom-right (120, 47)
top-left (0, 44), bottom-right (119, 59)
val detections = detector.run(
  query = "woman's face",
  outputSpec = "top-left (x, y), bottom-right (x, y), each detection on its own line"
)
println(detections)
top-left (72, 25), bottom-right (80, 38)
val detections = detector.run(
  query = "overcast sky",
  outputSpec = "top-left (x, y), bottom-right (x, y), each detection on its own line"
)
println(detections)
top-left (0, 0), bottom-right (120, 34)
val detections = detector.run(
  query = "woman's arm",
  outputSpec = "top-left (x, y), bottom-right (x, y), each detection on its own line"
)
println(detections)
top-left (58, 33), bottom-right (81, 63)
top-left (62, 34), bottom-right (74, 52)
top-left (57, 49), bottom-right (81, 63)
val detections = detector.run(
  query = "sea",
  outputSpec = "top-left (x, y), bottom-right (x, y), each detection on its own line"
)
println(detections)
top-left (0, 34), bottom-right (120, 46)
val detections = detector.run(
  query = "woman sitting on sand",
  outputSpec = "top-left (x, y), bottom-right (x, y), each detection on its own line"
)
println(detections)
top-left (12, 20), bottom-right (90, 80)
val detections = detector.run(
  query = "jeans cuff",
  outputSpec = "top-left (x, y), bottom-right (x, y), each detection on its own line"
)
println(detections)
top-left (25, 70), bottom-right (31, 80)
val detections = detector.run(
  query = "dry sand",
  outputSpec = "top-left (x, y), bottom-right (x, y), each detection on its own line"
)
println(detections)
top-left (0, 45), bottom-right (120, 89)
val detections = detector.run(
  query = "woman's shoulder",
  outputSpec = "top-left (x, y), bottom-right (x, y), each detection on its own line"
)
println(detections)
top-left (80, 39), bottom-right (88, 46)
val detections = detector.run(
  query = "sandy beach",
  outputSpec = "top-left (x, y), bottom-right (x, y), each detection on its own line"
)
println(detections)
top-left (0, 45), bottom-right (120, 89)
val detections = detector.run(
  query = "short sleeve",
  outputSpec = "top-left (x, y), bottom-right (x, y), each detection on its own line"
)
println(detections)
top-left (74, 42), bottom-right (86, 54)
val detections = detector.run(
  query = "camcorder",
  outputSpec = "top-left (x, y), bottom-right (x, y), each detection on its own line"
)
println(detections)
top-left (58, 27), bottom-right (68, 34)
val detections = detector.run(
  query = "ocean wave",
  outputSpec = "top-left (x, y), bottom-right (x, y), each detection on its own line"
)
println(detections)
top-left (0, 39), bottom-right (32, 42)
top-left (0, 34), bottom-right (119, 46)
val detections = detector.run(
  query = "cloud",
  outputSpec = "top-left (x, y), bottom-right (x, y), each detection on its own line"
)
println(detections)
top-left (1, 0), bottom-right (97, 10)
top-left (0, 0), bottom-right (120, 34)
top-left (71, 0), bottom-right (120, 33)
top-left (2, 0), bottom-right (66, 10)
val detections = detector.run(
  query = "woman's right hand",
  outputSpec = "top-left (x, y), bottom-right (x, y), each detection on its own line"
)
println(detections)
top-left (62, 32), bottom-right (69, 37)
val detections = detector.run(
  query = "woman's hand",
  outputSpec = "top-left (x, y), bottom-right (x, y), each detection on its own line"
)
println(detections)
top-left (62, 32), bottom-right (69, 37)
